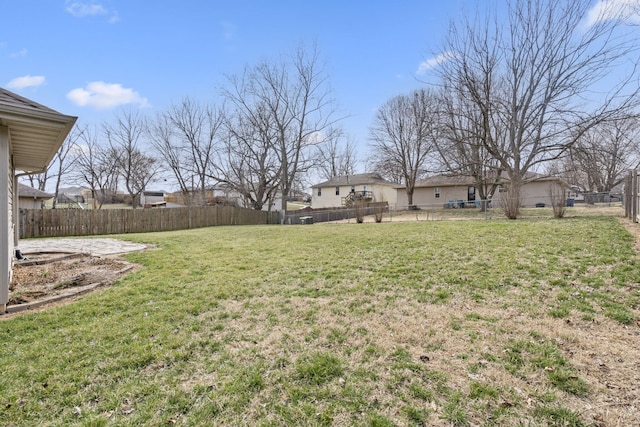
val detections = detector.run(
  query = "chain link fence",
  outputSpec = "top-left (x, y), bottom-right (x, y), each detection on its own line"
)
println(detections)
top-left (285, 197), bottom-right (623, 225)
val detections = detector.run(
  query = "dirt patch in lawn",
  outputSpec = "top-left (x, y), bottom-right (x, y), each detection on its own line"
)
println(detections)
top-left (7, 253), bottom-right (139, 312)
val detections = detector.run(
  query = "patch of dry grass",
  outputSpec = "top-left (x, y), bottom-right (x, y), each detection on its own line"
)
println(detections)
top-left (0, 214), bottom-right (638, 426)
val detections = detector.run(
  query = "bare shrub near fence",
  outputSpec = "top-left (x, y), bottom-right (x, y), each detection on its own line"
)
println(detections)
top-left (355, 202), bottom-right (365, 223)
top-left (501, 186), bottom-right (521, 219)
top-left (374, 205), bottom-right (384, 223)
top-left (549, 184), bottom-right (567, 219)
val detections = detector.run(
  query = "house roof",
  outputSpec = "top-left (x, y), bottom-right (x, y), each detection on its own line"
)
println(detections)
top-left (0, 88), bottom-right (77, 172)
top-left (18, 183), bottom-right (53, 200)
top-left (313, 173), bottom-right (401, 188)
top-left (414, 173), bottom-right (566, 188)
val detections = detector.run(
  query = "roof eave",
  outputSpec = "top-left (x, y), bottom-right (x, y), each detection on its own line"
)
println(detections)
top-left (0, 108), bottom-right (77, 172)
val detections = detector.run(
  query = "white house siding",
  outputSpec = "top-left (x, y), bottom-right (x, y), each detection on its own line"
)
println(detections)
top-left (0, 126), bottom-right (11, 310)
top-left (140, 192), bottom-right (165, 206)
top-left (312, 183), bottom-right (399, 209)
top-left (311, 185), bottom-right (348, 209)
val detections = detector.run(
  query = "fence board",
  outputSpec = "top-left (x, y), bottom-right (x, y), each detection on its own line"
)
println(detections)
top-left (19, 206), bottom-right (279, 238)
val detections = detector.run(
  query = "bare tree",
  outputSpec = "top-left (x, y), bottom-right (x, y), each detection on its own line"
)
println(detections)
top-left (568, 116), bottom-right (640, 192)
top-left (147, 113), bottom-right (188, 194)
top-left (368, 156), bottom-right (405, 185)
top-left (104, 109), bottom-right (158, 208)
top-left (148, 98), bottom-right (224, 206)
top-left (50, 125), bottom-right (82, 208)
top-left (369, 88), bottom-right (439, 206)
top-left (25, 171), bottom-right (47, 192)
top-left (314, 130), bottom-right (359, 180)
top-left (436, 0), bottom-right (640, 218)
top-left (216, 96), bottom-right (281, 210)
top-left (219, 44), bottom-right (341, 214)
top-left (436, 84), bottom-right (504, 202)
top-left (73, 126), bottom-right (119, 209)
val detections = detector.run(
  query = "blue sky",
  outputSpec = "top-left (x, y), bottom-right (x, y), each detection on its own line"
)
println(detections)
top-left (2, 0), bottom-right (638, 169)
top-left (1, 1), bottom-right (474, 158)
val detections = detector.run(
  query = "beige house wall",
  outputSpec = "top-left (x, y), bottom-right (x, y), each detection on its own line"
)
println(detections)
top-left (312, 175), bottom-right (565, 212)
top-left (490, 180), bottom-right (566, 208)
top-left (372, 185), bottom-right (398, 208)
top-left (18, 198), bottom-right (44, 210)
top-left (402, 179), bottom-right (564, 209)
top-left (406, 185), bottom-right (472, 208)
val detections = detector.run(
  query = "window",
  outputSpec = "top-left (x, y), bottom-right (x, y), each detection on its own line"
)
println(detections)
top-left (467, 186), bottom-right (476, 201)
top-left (335, 186), bottom-right (340, 196)
top-left (434, 187), bottom-right (441, 199)
top-left (317, 188), bottom-right (322, 196)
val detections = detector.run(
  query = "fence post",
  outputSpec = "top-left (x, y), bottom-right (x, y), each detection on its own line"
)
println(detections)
top-left (631, 169), bottom-right (638, 223)
top-left (627, 171), bottom-right (633, 220)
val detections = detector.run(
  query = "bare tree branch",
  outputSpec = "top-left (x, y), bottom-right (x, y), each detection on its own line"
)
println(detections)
top-left (104, 109), bottom-right (158, 209)
top-left (435, 0), bottom-right (640, 218)
top-left (369, 88), bottom-right (439, 205)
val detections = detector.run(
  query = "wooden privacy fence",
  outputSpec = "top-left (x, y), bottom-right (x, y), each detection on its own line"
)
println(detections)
top-left (284, 202), bottom-right (389, 224)
top-left (20, 206), bottom-right (279, 238)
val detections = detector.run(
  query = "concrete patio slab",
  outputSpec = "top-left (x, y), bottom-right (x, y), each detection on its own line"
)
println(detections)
top-left (17, 238), bottom-right (148, 256)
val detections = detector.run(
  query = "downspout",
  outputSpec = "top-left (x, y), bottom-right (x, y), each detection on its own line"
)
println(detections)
top-left (13, 171), bottom-right (39, 261)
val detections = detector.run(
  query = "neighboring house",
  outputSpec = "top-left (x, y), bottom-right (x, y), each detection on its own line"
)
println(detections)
top-left (202, 183), bottom-right (283, 212)
top-left (311, 173), bottom-right (401, 209)
top-left (0, 88), bottom-right (76, 312)
top-left (397, 175), bottom-right (478, 208)
top-left (311, 172), bottom-right (568, 210)
top-left (568, 185), bottom-right (586, 202)
top-left (505, 175), bottom-right (569, 207)
top-left (212, 183), bottom-right (243, 206)
top-left (56, 193), bottom-right (85, 209)
top-left (17, 183), bottom-right (53, 209)
top-left (140, 191), bottom-right (166, 208)
top-left (399, 173), bottom-right (568, 208)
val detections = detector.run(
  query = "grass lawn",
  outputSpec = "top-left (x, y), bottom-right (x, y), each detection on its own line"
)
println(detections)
top-left (1, 215), bottom-right (639, 426)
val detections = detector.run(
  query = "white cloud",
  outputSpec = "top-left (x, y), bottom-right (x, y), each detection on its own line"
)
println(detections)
top-left (66, 2), bottom-right (107, 17)
top-left (67, 81), bottom-right (150, 109)
top-left (10, 48), bottom-right (28, 58)
top-left (66, 1), bottom-right (119, 23)
top-left (7, 75), bottom-right (46, 90)
top-left (108, 10), bottom-right (120, 24)
top-left (221, 21), bottom-right (236, 40)
top-left (305, 131), bottom-right (326, 145)
top-left (417, 52), bottom-right (454, 75)
top-left (585, 0), bottom-right (640, 26)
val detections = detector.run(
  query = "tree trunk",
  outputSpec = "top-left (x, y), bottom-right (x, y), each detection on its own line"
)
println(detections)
top-left (502, 177), bottom-right (521, 219)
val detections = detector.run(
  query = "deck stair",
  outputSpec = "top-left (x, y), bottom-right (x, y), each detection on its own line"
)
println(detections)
top-left (342, 191), bottom-right (373, 207)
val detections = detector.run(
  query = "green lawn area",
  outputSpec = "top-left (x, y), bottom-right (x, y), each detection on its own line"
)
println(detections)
top-left (1, 216), bottom-right (639, 426)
